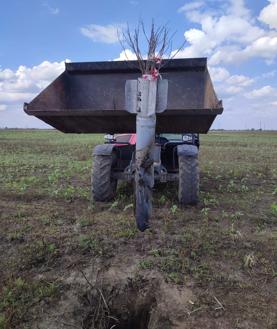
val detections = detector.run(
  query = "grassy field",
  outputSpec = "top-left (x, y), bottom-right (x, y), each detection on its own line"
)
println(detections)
top-left (0, 129), bottom-right (276, 329)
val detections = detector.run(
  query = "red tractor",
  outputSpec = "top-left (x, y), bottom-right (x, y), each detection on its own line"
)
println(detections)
top-left (92, 133), bottom-right (200, 208)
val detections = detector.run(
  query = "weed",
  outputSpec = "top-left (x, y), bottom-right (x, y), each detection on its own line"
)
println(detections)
top-left (117, 227), bottom-right (137, 239)
top-left (159, 254), bottom-right (182, 273)
top-left (159, 195), bottom-right (166, 205)
top-left (139, 259), bottom-right (154, 270)
top-left (149, 249), bottom-right (162, 257)
top-left (79, 235), bottom-right (98, 251)
top-left (271, 202), bottom-right (277, 216)
top-left (79, 218), bottom-right (91, 227)
top-left (109, 200), bottom-right (119, 211)
top-left (7, 231), bottom-right (25, 242)
top-left (191, 263), bottom-right (212, 283)
top-left (22, 240), bottom-right (58, 268)
top-left (47, 168), bottom-right (63, 184)
top-left (0, 277), bottom-right (58, 328)
top-left (244, 253), bottom-right (256, 268)
top-left (230, 211), bottom-right (244, 221)
top-left (203, 193), bottom-right (219, 207)
top-left (47, 243), bottom-right (57, 254)
top-left (201, 207), bottom-right (210, 219)
top-left (229, 223), bottom-right (243, 241)
top-left (0, 315), bottom-right (6, 329)
top-left (167, 272), bottom-right (182, 284)
top-left (170, 204), bottom-right (178, 215)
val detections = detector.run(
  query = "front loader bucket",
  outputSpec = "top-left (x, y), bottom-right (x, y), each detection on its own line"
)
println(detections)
top-left (24, 58), bottom-right (223, 133)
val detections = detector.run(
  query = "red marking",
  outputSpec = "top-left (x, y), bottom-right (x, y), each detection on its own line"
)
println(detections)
top-left (114, 133), bottom-right (136, 147)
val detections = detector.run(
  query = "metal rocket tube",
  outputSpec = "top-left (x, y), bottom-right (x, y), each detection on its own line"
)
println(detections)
top-left (135, 77), bottom-right (157, 231)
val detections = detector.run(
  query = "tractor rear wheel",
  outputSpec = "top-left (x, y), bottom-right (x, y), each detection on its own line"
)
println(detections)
top-left (92, 154), bottom-right (117, 201)
top-left (178, 155), bottom-right (199, 205)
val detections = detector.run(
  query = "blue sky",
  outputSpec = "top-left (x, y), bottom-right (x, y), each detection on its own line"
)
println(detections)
top-left (0, 0), bottom-right (277, 129)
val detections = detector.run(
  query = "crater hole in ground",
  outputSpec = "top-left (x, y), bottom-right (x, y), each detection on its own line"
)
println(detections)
top-left (107, 304), bottom-right (151, 329)
top-left (82, 279), bottom-right (157, 329)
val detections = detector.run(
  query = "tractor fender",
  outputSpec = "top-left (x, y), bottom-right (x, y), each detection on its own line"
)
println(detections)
top-left (93, 144), bottom-right (115, 156)
top-left (177, 144), bottom-right (198, 158)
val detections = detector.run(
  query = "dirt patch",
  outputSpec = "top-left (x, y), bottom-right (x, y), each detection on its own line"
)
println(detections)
top-left (34, 257), bottom-right (194, 329)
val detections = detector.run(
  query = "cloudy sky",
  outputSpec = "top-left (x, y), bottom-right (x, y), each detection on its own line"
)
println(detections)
top-left (0, 0), bottom-right (277, 129)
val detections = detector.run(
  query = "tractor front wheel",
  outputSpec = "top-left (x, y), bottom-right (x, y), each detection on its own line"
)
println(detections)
top-left (92, 154), bottom-right (117, 201)
top-left (178, 155), bottom-right (199, 205)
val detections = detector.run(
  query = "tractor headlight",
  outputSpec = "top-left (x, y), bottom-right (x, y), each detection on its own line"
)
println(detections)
top-left (182, 134), bottom-right (193, 142)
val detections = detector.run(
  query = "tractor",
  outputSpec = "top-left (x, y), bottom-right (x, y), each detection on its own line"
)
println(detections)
top-left (92, 132), bottom-right (200, 207)
top-left (24, 58), bottom-right (223, 231)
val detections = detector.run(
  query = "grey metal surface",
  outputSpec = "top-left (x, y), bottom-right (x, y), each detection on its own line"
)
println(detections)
top-left (125, 79), bottom-right (168, 114)
top-left (24, 58), bottom-right (223, 133)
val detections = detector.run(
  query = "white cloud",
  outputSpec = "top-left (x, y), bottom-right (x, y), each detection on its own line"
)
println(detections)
top-left (0, 69), bottom-right (14, 80)
top-left (209, 66), bottom-right (230, 82)
top-left (0, 92), bottom-right (36, 104)
top-left (211, 68), bottom-right (255, 95)
top-left (259, 0), bottom-right (277, 30)
top-left (208, 34), bottom-right (277, 65)
top-left (176, 0), bottom-right (277, 65)
top-left (228, 0), bottom-right (251, 18)
top-left (243, 35), bottom-right (277, 60)
top-left (224, 86), bottom-right (244, 94)
top-left (80, 24), bottom-right (125, 44)
top-left (0, 60), bottom-right (67, 110)
top-left (226, 74), bottom-right (254, 87)
top-left (178, 1), bottom-right (204, 13)
top-left (271, 101), bottom-right (277, 106)
top-left (114, 49), bottom-right (137, 61)
top-left (245, 85), bottom-right (275, 98)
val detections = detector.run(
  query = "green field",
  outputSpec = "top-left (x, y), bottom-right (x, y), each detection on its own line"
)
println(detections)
top-left (0, 130), bottom-right (276, 329)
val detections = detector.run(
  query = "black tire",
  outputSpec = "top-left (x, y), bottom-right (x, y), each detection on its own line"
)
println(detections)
top-left (92, 154), bottom-right (117, 201)
top-left (134, 180), bottom-right (152, 232)
top-left (178, 155), bottom-right (199, 205)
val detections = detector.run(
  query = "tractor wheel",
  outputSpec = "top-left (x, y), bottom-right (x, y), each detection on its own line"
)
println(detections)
top-left (178, 155), bottom-right (199, 205)
top-left (92, 154), bottom-right (117, 201)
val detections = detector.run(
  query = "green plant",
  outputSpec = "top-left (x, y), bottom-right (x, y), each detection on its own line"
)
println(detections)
top-left (149, 249), bottom-right (162, 257)
top-left (139, 259), bottom-right (154, 270)
top-left (117, 227), bottom-right (137, 239)
top-left (159, 195), bottom-right (166, 205)
top-left (170, 204), bottom-right (178, 215)
top-left (47, 168), bottom-right (63, 184)
top-left (109, 200), bottom-right (119, 210)
top-left (0, 314), bottom-right (7, 329)
top-left (47, 243), bottom-right (57, 254)
top-left (79, 218), bottom-right (91, 227)
top-left (201, 207), bottom-right (210, 219)
top-left (230, 211), bottom-right (244, 221)
top-left (271, 202), bottom-right (277, 216)
top-left (0, 278), bottom-right (58, 328)
top-left (79, 235), bottom-right (97, 251)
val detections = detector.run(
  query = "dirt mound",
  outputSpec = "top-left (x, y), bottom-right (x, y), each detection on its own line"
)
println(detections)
top-left (36, 258), bottom-right (194, 329)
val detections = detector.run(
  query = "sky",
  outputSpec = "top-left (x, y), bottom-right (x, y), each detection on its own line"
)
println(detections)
top-left (0, 0), bottom-right (277, 130)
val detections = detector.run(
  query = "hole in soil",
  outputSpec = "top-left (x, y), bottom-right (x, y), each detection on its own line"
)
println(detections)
top-left (108, 305), bottom-right (151, 329)
top-left (82, 279), bottom-right (156, 329)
